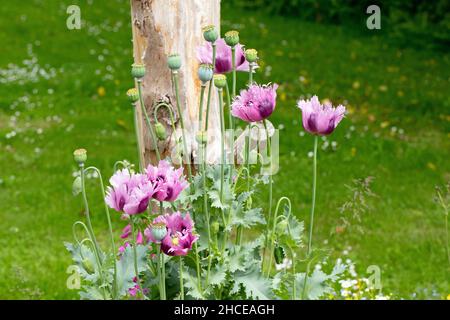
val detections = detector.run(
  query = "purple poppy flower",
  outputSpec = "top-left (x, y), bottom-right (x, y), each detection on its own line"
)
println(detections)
top-left (145, 212), bottom-right (198, 256)
top-left (197, 38), bottom-right (255, 74)
top-left (105, 169), bottom-right (158, 215)
top-left (145, 160), bottom-right (188, 202)
top-left (297, 95), bottom-right (346, 136)
top-left (231, 83), bottom-right (278, 122)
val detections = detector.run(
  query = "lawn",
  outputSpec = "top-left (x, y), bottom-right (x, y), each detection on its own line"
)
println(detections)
top-left (0, 0), bottom-right (449, 299)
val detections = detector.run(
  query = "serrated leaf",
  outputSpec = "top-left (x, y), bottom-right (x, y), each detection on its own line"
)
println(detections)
top-left (65, 241), bottom-right (104, 283)
top-left (209, 265), bottom-right (227, 286)
top-left (232, 268), bottom-right (273, 300)
top-left (115, 244), bottom-right (149, 297)
top-left (184, 271), bottom-right (208, 300)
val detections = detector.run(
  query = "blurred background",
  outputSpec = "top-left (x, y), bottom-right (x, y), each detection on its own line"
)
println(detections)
top-left (0, 0), bottom-right (449, 299)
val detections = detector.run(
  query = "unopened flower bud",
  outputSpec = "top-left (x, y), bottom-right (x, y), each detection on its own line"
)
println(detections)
top-left (211, 221), bottom-right (220, 234)
top-left (202, 25), bottom-right (218, 43)
top-left (196, 131), bottom-right (207, 145)
top-left (167, 54), bottom-right (182, 71)
top-left (245, 49), bottom-right (258, 63)
top-left (274, 245), bottom-right (285, 264)
top-left (151, 223), bottom-right (168, 242)
top-left (155, 122), bottom-right (167, 140)
top-left (224, 30), bottom-right (239, 47)
top-left (198, 64), bottom-right (214, 83)
top-left (276, 219), bottom-right (288, 234)
top-left (72, 176), bottom-right (82, 196)
top-left (73, 149), bottom-right (87, 164)
top-left (131, 63), bottom-right (146, 79)
top-left (127, 88), bottom-right (139, 103)
top-left (213, 74), bottom-right (227, 89)
top-left (82, 258), bottom-right (95, 274)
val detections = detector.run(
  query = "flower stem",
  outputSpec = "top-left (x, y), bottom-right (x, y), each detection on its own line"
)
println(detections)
top-left (204, 43), bottom-right (217, 164)
top-left (179, 256), bottom-right (184, 299)
top-left (131, 217), bottom-right (142, 298)
top-left (137, 80), bottom-right (160, 163)
top-left (249, 63), bottom-right (253, 85)
top-left (172, 71), bottom-right (192, 183)
top-left (85, 166), bottom-right (117, 299)
top-left (159, 201), bottom-right (166, 300)
top-left (133, 105), bottom-right (143, 171)
top-left (217, 88), bottom-right (226, 203)
top-left (79, 163), bottom-right (106, 299)
top-left (307, 136), bottom-right (318, 256)
top-left (231, 46), bottom-right (236, 98)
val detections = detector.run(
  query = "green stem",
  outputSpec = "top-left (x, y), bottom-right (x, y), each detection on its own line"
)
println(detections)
top-left (249, 62), bottom-right (253, 85)
top-left (172, 71), bottom-right (192, 182)
top-left (262, 120), bottom-right (273, 267)
top-left (79, 163), bottom-right (106, 299)
top-left (307, 136), bottom-right (318, 256)
top-left (85, 167), bottom-right (117, 299)
top-left (218, 88), bottom-right (225, 202)
top-left (446, 213), bottom-right (450, 266)
top-left (137, 80), bottom-right (160, 163)
top-left (231, 46), bottom-right (236, 98)
top-left (131, 217), bottom-right (142, 298)
top-left (153, 102), bottom-right (181, 164)
top-left (133, 106), bottom-right (143, 171)
top-left (204, 44), bottom-right (217, 163)
top-left (266, 197), bottom-right (291, 277)
top-left (159, 202), bottom-right (166, 300)
top-left (179, 257), bottom-right (184, 300)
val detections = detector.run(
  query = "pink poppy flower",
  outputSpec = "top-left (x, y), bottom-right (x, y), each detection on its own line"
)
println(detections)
top-left (197, 38), bottom-right (254, 74)
top-left (231, 83), bottom-right (278, 122)
top-left (145, 212), bottom-right (198, 256)
top-left (297, 95), bottom-right (346, 136)
top-left (105, 169), bottom-right (158, 215)
top-left (145, 160), bottom-right (188, 202)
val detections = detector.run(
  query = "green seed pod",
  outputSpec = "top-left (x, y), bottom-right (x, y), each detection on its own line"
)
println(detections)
top-left (202, 25), bottom-right (218, 43)
top-left (167, 54), bottom-right (182, 71)
top-left (82, 258), bottom-right (95, 274)
top-left (155, 122), bottom-right (167, 140)
top-left (196, 131), bottom-right (207, 145)
top-left (131, 63), bottom-right (146, 79)
top-left (224, 30), bottom-right (239, 47)
top-left (211, 221), bottom-right (220, 234)
top-left (73, 149), bottom-right (87, 164)
top-left (151, 223), bottom-right (168, 241)
top-left (198, 64), bottom-right (214, 83)
top-left (274, 245), bottom-right (285, 264)
top-left (213, 74), bottom-right (227, 89)
top-left (72, 176), bottom-right (82, 196)
top-left (245, 48), bottom-right (258, 63)
top-left (126, 88), bottom-right (139, 103)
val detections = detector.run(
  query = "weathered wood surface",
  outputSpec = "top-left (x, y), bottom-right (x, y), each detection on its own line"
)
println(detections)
top-left (130, 0), bottom-right (221, 166)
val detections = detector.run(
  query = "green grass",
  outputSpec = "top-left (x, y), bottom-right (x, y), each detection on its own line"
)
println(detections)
top-left (0, 0), bottom-right (449, 299)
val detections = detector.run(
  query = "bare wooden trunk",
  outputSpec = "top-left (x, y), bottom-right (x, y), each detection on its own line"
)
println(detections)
top-left (130, 0), bottom-right (221, 167)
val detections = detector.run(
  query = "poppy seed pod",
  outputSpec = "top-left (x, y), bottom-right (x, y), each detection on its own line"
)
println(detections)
top-left (213, 74), bottom-right (227, 89)
top-left (151, 223), bottom-right (168, 242)
top-left (224, 30), bottom-right (239, 47)
top-left (73, 149), bottom-right (87, 164)
top-left (131, 63), bottom-right (146, 79)
top-left (155, 122), bottom-right (167, 140)
top-left (245, 48), bottom-right (258, 63)
top-left (202, 25), bottom-right (218, 43)
top-left (198, 64), bottom-right (214, 83)
top-left (167, 54), bottom-right (182, 71)
top-left (126, 88), bottom-right (139, 103)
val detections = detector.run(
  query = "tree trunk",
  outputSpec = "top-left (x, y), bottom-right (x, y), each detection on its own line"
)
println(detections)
top-left (130, 0), bottom-right (221, 167)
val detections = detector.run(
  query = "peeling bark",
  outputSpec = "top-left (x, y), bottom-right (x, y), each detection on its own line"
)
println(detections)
top-left (130, 0), bottom-right (221, 166)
